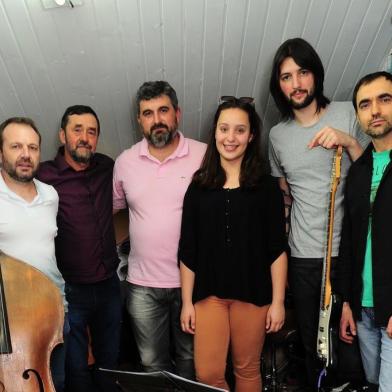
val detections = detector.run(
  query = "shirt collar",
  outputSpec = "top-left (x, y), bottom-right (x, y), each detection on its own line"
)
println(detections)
top-left (0, 172), bottom-right (41, 204)
top-left (139, 131), bottom-right (189, 162)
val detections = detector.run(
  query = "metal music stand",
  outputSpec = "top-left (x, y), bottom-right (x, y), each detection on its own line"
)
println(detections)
top-left (99, 368), bottom-right (228, 392)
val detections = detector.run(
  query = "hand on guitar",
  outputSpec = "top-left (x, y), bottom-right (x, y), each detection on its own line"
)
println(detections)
top-left (307, 126), bottom-right (363, 161)
top-left (339, 302), bottom-right (357, 344)
top-left (266, 302), bottom-right (285, 333)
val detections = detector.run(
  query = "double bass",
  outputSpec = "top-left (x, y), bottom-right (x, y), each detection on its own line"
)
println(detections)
top-left (0, 251), bottom-right (63, 391)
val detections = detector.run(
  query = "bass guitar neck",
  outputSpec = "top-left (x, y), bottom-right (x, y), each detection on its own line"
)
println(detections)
top-left (317, 145), bottom-right (343, 368)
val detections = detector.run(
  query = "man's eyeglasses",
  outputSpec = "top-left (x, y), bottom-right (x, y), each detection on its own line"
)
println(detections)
top-left (220, 96), bottom-right (254, 105)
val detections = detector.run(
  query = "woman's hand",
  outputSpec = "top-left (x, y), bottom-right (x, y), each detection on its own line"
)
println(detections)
top-left (181, 302), bottom-right (196, 334)
top-left (268, 252), bottom-right (287, 333)
top-left (265, 302), bottom-right (285, 333)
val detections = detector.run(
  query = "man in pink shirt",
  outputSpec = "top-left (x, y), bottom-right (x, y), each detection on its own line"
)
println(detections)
top-left (113, 81), bottom-right (206, 379)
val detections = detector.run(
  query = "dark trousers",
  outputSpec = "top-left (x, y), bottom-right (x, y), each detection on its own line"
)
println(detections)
top-left (289, 257), bottom-right (364, 390)
top-left (64, 275), bottom-right (122, 392)
top-left (50, 313), bottom-right (70, 392)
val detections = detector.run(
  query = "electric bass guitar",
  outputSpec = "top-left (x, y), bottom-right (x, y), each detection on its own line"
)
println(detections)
top-left (316, 145), bottom-right (343, 368)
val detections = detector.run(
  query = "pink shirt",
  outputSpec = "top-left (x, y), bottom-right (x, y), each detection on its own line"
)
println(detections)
top-left (113, 132), bottom-right (206, 287)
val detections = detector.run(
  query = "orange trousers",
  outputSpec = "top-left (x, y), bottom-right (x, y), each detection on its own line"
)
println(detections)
top-left (194, 296), bottom-right (269, 392)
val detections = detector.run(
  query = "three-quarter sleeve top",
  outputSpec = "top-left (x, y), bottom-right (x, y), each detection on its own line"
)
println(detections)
top-left (178, 175), bottom-right (286, 306)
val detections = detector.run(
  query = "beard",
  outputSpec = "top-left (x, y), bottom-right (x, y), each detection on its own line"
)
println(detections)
top-left (2, 157), bottom-right (37, 183)
top-left (146, 122), bottom-right (178, 148)
top-left (66, 140), bottom-right (94, 164)
top-left (287, 88), bottom-right (315, 110)
top-left (364, 120), bottom-right (392, 139)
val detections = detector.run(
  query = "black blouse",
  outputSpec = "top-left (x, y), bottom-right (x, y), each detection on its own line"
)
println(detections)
top-left (178, 175), bottom-right (286, 306)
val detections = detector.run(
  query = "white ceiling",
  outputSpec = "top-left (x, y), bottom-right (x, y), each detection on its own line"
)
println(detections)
top-left (0, 0), bottom-right (391, 160)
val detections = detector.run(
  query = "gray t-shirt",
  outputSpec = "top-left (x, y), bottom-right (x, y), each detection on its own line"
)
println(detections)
top-left (269, 101), bottom-right (369, 258)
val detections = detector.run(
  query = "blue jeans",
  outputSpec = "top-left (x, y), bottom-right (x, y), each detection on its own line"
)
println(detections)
top-left (65, 275), bottom-right (122, 392)
top-left (50, 313), bottom-right (70, 392)
top-left (357, 308), bottom-right (392, 391)
top-left (126, 283), bottom-right (194, 379)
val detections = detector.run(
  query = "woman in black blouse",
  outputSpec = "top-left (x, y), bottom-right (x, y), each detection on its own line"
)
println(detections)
top-left (179, 97), bottom-right (287, 391)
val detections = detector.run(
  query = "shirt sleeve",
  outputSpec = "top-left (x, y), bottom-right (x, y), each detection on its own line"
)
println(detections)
top-left (266, 176), bottom-right (287, 265)
top-left (268, 135), bottom-right (285, 178)
top-left (178, 183), bottom-right (198, 272)
top-left (112, 158), bottom-right (127, 210)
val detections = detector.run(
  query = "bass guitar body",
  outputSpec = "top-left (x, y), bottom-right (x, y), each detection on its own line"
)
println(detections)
top-left (317, 293), bottom-right (340, 368)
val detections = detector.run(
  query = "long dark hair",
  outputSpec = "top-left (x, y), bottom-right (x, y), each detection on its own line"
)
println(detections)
top-left (269, 38), bottom-right (330, 121)
top-left (192, 99), bottom-right (267, 189)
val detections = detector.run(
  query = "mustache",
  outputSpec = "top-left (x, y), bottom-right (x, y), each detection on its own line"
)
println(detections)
top-left (290, 89), bottom-right (308, 97)
top-left (369, 116), bottom-right (386, 124)
top-left (16, 157), bottom-right (33, 165)
top-left (150, 123), bottom-right (169, 132)
top-left (76, 141), bottom-right (92, 149)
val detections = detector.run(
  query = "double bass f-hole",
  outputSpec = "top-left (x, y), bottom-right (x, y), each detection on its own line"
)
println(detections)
top-left (23, 369), bottom-right (45, 392)
top-left (0, 252), bottom-right (64, 392)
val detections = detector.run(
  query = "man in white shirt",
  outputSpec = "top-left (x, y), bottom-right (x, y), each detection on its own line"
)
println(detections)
top-left (0, 117), bottom-right (67, 392)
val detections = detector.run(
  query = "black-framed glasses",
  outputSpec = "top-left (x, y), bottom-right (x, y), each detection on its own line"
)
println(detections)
top-left (219, 95), bottom-right (254, 105)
